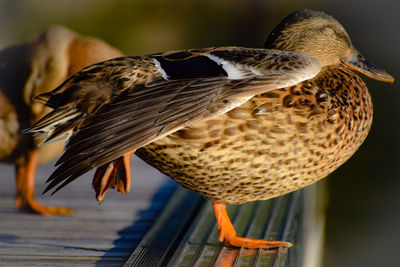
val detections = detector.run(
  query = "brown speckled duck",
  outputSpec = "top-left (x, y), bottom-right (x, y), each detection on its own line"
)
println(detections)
top-left (26, 10), bottom-right (393, 247)
top-left (0, 25), bottom-right (122, 215)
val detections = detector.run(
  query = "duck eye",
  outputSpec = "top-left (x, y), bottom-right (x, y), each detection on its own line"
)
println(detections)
top-left (34, 78), bottom-right (41, 85)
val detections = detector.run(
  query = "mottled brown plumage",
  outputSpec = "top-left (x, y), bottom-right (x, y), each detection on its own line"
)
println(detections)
top-left (138, 65), bottom-right (373, 204)
top-left (26, 10), bottom-right (394, 248)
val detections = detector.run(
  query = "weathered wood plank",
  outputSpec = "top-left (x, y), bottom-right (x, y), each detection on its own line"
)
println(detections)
top-left (125, 184), bottom-right (325, 267)
top-left (0, 258), bottom-right (119, 267)
top-left (0, 229), bottom-right (142, 241)
top-left (0, 156), bottom-right (177, 266)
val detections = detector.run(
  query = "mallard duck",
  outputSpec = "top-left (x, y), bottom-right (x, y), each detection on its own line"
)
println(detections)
top-left (0, 25), bottom-right (122, 215)
top-left (26, 10), bottom-right (393, 247)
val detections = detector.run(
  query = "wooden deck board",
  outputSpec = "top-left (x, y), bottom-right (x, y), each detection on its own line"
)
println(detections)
top-left (0, 156), bottom-right (178, 266)
top-left (126, 184), bottom-right (325, 267)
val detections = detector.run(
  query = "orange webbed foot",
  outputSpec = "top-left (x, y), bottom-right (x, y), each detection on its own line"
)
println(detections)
top-left (92, 150), bottom-right (135, 203)
top-left (16, 197), bottom-right (73, 216)
top-left (15, 150), bottom-right (73, 216)
top-left (212, 202), bottom-right (292, 249)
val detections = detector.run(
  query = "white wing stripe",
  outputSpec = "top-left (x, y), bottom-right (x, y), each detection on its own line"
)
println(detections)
top-left (205, 54), bottom-right (247, 80)
top-left (153, 58), bottom-right (169, 80)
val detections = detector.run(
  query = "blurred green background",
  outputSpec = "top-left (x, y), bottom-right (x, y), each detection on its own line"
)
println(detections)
top-left (1, 0), bottom-right (398, 266)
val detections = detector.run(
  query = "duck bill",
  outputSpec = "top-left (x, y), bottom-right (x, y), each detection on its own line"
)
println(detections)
top-left (341, 50), bottom-right (394, 83)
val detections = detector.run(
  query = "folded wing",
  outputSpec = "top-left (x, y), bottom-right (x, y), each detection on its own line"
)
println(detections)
top-left (26, 47), bottom-right (321, 193)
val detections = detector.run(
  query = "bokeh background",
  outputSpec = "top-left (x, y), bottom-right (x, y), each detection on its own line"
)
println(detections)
top-left (0, 0), bottom-right (398, 266)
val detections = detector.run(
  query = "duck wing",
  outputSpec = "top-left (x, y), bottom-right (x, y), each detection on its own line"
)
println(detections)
top-left (26, 47), bottom-right (320, 193)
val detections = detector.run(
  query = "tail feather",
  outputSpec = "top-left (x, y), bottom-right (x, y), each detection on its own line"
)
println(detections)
top-left (32, 72), bottom-right (77, 108)
top-left (24, 107), bottom-right (82, 144)
top-left (32, 91), bottom-right (51, 104)
top-left (27, 108), bottom-right (78, 132)
top-left (32, 91), bottom-right (64, 109)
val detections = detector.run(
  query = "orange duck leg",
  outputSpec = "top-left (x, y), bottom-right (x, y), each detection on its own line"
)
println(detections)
top-left (92, 150), bottom-right (136, 203)
top-left (212, 202), bottom-right (292, 249)
top-left (15, 151), bottom-right (72, 215)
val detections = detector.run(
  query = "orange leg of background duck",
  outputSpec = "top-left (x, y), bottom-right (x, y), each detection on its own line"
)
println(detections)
top-left (212, 202), bottom-right (293, 249)
top-left (15, 150), bottom-right (72, 215)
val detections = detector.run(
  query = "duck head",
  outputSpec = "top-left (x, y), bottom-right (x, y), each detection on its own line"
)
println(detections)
top-left (264, 10), bottom-right (394, 83)
top-left (24, 25), bottom-right (122, 119)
